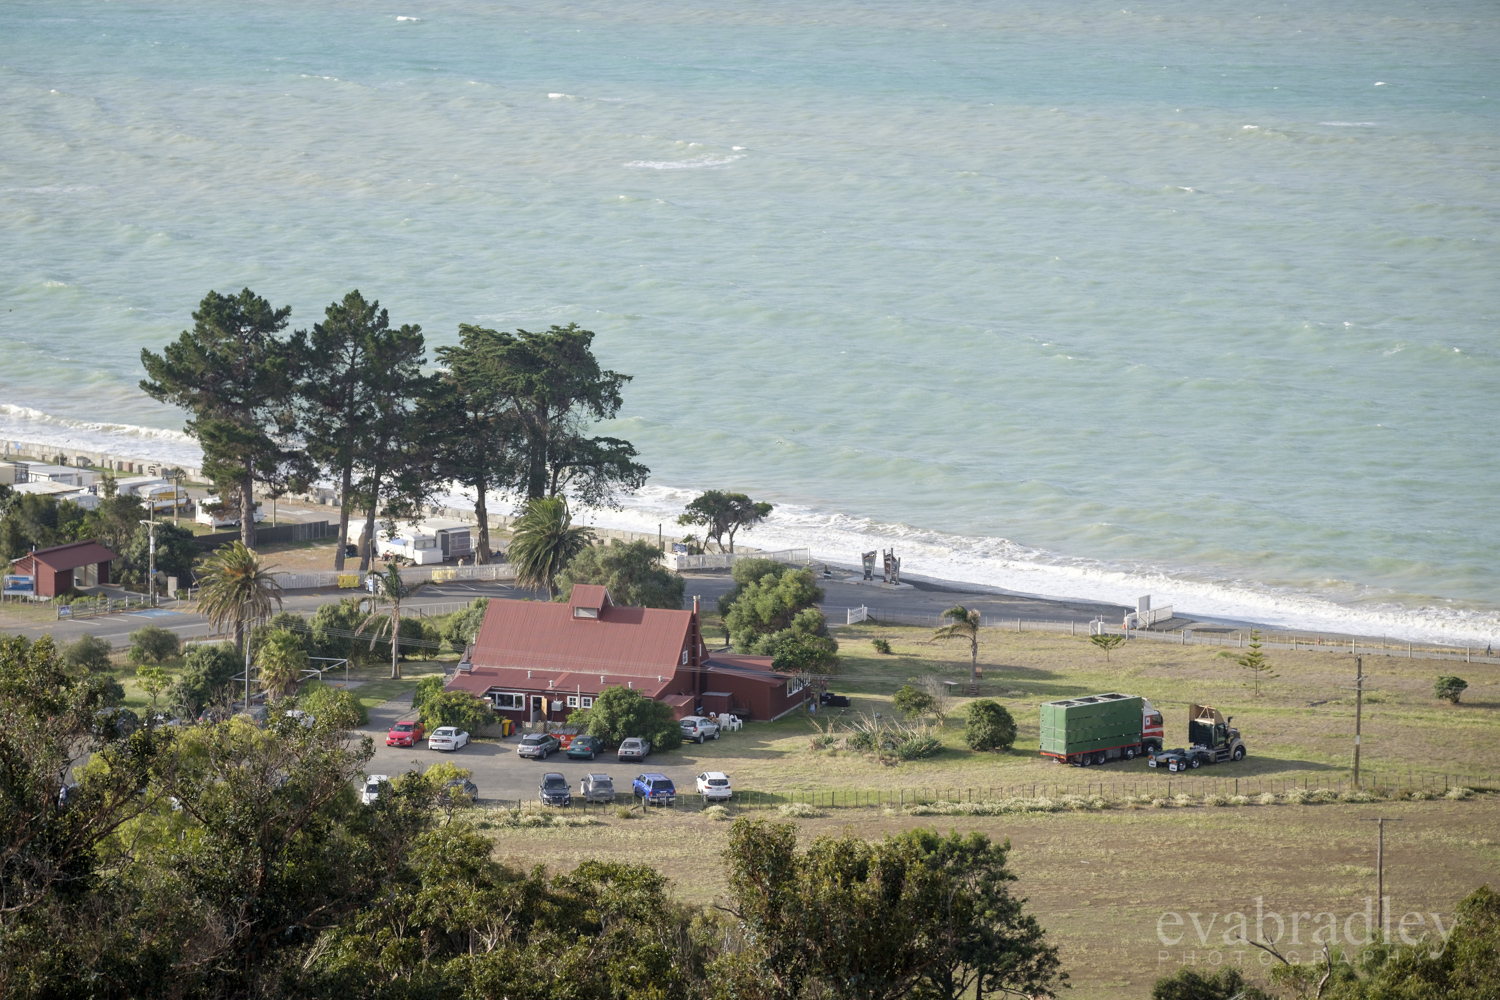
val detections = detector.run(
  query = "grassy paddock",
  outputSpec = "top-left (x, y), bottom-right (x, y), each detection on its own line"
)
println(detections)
top-left (480, 795), bottom-right (1500, 1000)
top-left (668, 625), bottom-right (1499, 794)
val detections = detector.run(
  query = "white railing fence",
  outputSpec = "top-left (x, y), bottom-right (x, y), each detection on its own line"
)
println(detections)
top-left (270, 562), bottom-right (516, 591)
top-left (675, 548), bottom-right (813, 571)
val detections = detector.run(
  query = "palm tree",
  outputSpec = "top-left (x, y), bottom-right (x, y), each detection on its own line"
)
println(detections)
top-left (357, 563), bottom-right (432, 679)
top-left (508, 497), bottom-right (594, 598)
top-left (258, 629), bottom-right (308, 700)
top-left (933, 605), bottom-right (982, 691)
top-left (196, 541), bottom-right (283, 653)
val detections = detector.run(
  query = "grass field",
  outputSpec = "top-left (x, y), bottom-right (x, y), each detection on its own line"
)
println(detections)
top-left (672, 622), bottom-right (1500, 795)
top-left (481, 794), bottom-right (1500, 1000)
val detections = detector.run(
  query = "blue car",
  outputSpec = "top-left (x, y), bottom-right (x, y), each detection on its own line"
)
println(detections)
top-left (632, 773), bottom-right (676, 806)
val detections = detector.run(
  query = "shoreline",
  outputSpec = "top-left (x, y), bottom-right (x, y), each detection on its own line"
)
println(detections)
top-left (2, 421), bottom-right (1497, 647)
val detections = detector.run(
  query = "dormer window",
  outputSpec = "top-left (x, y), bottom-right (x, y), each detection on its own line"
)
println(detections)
top-left (568, 584), bottom-right (612, 620)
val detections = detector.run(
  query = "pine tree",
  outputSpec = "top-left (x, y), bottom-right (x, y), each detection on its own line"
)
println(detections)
top-left (1237, 630), bottom-right (1278, 696)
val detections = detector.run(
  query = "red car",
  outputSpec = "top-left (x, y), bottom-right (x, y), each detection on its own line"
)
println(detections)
top-left (387, 720), bottom-right (424, 747)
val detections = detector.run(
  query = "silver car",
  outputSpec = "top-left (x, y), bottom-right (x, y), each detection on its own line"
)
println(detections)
top-left (617, 737), bottom-right (651, 761)
top-left (581, 773), bottom-right (616, 803)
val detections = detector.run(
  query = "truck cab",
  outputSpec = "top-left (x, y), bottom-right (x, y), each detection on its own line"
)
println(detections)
top-left (1188, 704), bottom-right (1246, 762)
top-left (1141, 700), bottom-right (1164, 752)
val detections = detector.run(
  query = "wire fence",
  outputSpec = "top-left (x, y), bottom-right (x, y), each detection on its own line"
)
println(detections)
top-left (842, 611), bottom-right (1500, 665)
top-left (468, 766), bottom-right (1492, 814)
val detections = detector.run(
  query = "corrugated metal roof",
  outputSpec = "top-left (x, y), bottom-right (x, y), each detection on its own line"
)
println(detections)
top-left (446, 665), bottom-right (679, 700)
top-left (27, 540), bottom-right (118, 572)
top-left (471, 598), bottom-right (694, 676)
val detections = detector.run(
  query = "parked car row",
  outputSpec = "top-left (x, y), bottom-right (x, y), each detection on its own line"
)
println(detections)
top-left (529, 771), bottom-right (732, 807)
top-left (386, 720), bottom-right (471, 752)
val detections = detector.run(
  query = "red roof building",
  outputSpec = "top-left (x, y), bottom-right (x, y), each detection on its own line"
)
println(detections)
top-left (446, 586), bottom-right (809, 725)
top-left (10, 540), bottom-right (116, 597)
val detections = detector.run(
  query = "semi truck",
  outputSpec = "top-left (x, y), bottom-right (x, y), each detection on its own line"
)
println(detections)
top-left (1147, 704), bottom-right (1247, 771)
top-left (1039, 692), bottom-right (1165, 766)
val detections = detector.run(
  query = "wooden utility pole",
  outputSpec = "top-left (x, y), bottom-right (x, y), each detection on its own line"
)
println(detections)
top-left (1354, 656), bottom-right (1363, 786)
top-left (1340, 657), bottom-right (1374, 787)
top-left (1361, 817), bottom-right (1402, 942)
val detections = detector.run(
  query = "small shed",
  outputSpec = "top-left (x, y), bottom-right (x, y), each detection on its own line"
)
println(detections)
top-left (11, 540), bottom-right (118, 596)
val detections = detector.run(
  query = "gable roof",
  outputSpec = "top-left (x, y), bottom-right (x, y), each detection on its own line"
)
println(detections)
top-left (470, 596), bottom-right (695, 677)
top-left (25, 540), bottom-right (118, 572)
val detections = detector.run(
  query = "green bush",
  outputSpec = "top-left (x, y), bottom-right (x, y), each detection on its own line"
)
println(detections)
top-left (310, 598), bottom-right (374, 663)
top-left (1434, 675), bottom-right (1468, 704)
top-left (412, 674), bottom-right (445, 714)
top-left (964, 700), bottom-right (1017, 752)
top-left (871, 638), bottom-right (892, 655)
top-left (892, 735), bottom-right (943, 760)
top-left (62, 634), bottom-right (114, 675)
top-left (127, 625), bottom-right (181, 665)
top-left (580, 685), bottom-right (682, 751)
top-left (296, 680), bottom-right (366, 728)
top-left (438, 598), bottom-right (488, 652)
top-left (170, 642), bottom-right (241, 718)
top-left (892, 684), bottom-right (936, 719)
top-left (418, 690), bottom-right (493, 733)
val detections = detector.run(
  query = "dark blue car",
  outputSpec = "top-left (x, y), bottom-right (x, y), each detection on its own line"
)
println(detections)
top-left (632, 773), bottom-right (676, 806)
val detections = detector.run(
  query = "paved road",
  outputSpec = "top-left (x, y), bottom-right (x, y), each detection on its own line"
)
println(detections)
top-left (357, 690), bottom-right (755, 807)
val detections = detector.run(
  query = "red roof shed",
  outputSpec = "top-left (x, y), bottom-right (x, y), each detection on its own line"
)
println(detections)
top-left (11, 540), bottom-right (116, 597)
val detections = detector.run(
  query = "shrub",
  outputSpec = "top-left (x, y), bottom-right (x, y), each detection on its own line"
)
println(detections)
top-left (170, 642), bottom-right (241, 718)
top-left (871, 638), bottom-right (891, 654)
top-left (438, 598), bottom-right (488, 652)
top-left (1434, 675), bottom-right (1468, 704)
top-left (412, 674), bottom-right (445, 714)
top-left (778, 802), bottom-right (822, 818)
top-left (419, 690), bottom-right (494, 733)
top-left (702, 804), bottom-right (731, 821)
top-left (127, 624), bottom-right (181, 665)
top-left (892, 684), bottom-right (936, 719)
top-left (1445, 786), bottom-right (1474, 801)
top-left (580, 685), bottom-right (682, 751)
top-left (1256, 792), bottom-right (1278, 805)
top-left (892, 734), bottom-right (943, 760)
top-left (296, 680), bottom-right (366, 728)
top-left (963, 700), bottom-right (1017, 752)
top-left (62, 633), bottom-right (114, 674)
top-left (1152, 966), bottom-right (1273, 1000)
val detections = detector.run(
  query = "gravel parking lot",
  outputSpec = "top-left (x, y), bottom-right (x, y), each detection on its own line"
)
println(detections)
top-left (358, 692), bottom-right (737, 806)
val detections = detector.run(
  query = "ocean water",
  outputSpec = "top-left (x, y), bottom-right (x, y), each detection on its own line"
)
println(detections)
top-left (2, 1), bottom-right (1498, 643)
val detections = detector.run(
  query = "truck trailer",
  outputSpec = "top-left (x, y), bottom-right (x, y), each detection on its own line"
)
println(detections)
top-left (1039, 692), bottom-right (1164, 766)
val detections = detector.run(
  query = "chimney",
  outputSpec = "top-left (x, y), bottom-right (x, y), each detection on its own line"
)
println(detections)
top-left (693, 594), bottom-right (700, 615)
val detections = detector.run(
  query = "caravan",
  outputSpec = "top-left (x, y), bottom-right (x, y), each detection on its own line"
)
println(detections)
top-left (346, 518), bottom-right (473, 566)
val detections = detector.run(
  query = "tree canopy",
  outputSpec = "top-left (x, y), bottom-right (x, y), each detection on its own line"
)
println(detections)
top-left (140, 288), bottom-right (300, 548)
top-left (556, 539), bottom-right (685, 609)
top-left (677, 490), bottom-right (774, 553)
top-left (569, 684), bottom-right (683, 751)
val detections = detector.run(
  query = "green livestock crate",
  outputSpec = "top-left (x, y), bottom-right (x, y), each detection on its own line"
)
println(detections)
top-left (1039, 692), bottom-right (1144, 759)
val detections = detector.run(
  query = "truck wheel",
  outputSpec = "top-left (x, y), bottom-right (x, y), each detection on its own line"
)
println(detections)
top-left (1094, 752), bottom-right (1107, 766)
top-left (1190, 757), bottom-right (1202, 769)
top-left (1232, 746), bottom-right (1245, 761)
top-left (1079, 754), bottom-right (1091, 766)
top-left (1125, 747), bottom-right (1136, 760)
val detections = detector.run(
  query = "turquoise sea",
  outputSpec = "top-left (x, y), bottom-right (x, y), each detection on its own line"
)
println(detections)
top-left (2, 1), bottom-right (1498, 642)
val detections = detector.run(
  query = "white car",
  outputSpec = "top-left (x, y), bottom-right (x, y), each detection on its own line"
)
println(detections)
top-left (362, 774), bottom-right (388, 805)
top-left (428, 726), bottom-right (470, 751)
top-left (696, 771), bottom-right (732, 801)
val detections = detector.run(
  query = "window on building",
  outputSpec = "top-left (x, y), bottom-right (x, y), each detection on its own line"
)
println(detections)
top-left (492, 692), bottom-right (525, 710)
top-left (573, 606), bottom-right (598, 619)
top-left (581, 696), bottom-right (594, 709)
top-left (787, 676), bottom-right (807, 696)
top-left (681, 648), bottom-right (689, 665)
top-left (566, 695), bottom-right (579, 708)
